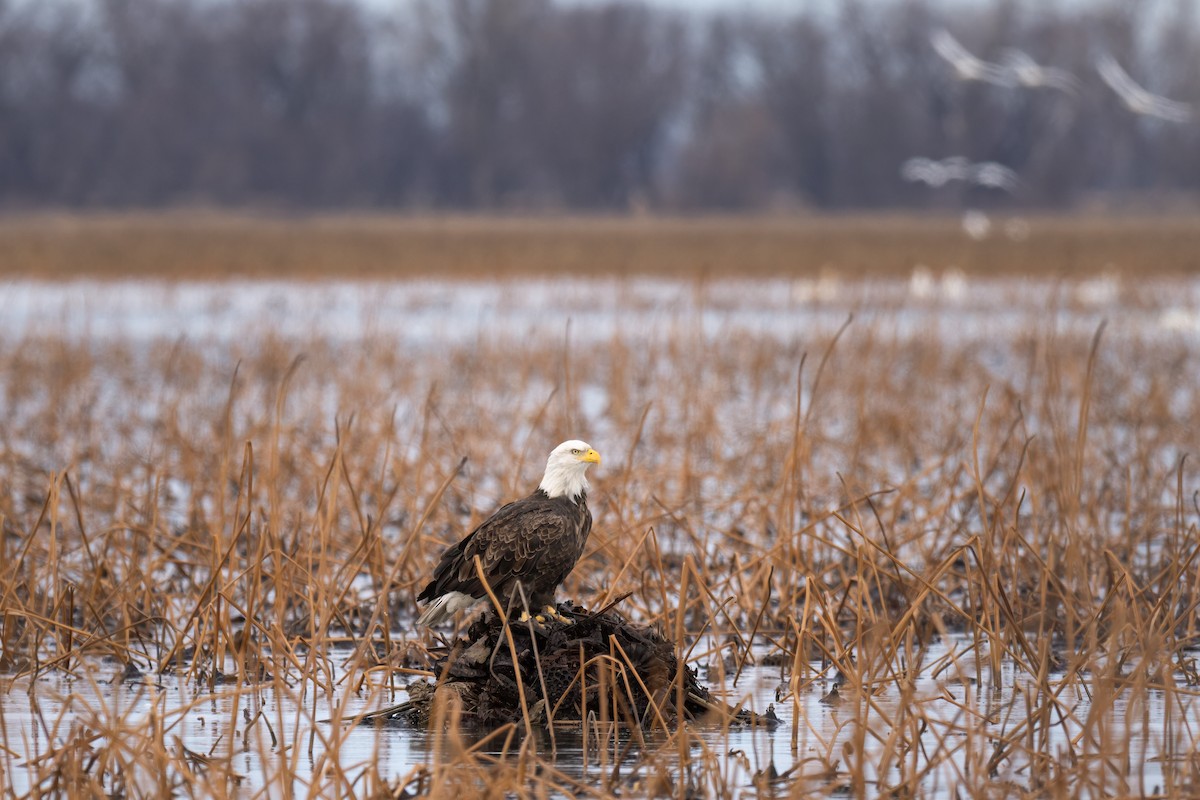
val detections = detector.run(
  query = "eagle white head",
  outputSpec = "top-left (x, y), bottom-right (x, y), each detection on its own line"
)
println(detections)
top-left (539, 439), bottom-right (601, 500)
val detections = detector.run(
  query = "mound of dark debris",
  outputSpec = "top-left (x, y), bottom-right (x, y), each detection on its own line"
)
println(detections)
top-left (361, 601), bottom-right (779, 731)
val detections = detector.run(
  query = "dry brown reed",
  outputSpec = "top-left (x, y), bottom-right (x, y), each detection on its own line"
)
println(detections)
top-left (1, 212), bottom-right (1200, 280)
top-left (1, 227), bottom-right (1199, 796)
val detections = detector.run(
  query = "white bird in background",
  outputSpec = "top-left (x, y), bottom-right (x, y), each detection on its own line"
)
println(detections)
top-left (901, 157), bottom-right (1020, 193)
top-left (1095, 54), bottom-right (1192, 123)
top-left (970, 162), bottom-right (1021, 191)
top-left (932, 30), bottom-right (1081, 96)
top-left (901, 156), bottom-right (969, 186)
top-left (999, 49), bottom-right (1080, 93)
top-left (961, 210), bottom-right (992, 241)
top-left (930, 30), bottom-right (1013, 86)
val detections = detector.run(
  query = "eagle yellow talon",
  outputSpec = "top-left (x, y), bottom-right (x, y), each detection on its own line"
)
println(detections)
top-left (541, 605), bottom-right (572, 624)
top-left (535, 615), bottom-right (547, 623)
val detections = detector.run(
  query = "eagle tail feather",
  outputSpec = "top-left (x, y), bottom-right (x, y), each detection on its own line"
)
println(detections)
top-left (417, 590), bottom-right (478, 627)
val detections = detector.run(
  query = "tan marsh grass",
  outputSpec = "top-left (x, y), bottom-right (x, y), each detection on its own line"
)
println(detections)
top-left (1, 212), bottom-right (1200, 280)
top-left (0, 239), bottom-right (1199, 796)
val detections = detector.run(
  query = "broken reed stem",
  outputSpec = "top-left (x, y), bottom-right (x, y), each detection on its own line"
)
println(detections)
top-left (673, 558), bottom-right (690, 800)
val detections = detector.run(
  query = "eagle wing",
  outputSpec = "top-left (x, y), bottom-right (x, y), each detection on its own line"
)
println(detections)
top-left (417, 493), bottom-right (591, 611)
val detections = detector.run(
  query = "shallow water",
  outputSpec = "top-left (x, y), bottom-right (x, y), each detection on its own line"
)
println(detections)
top-left (4, 272), bottom-right (1197, 536)
top-left (0, 648), bottom-right (782, 796)
top-left (3, 273), bottom-right (1199, 796)
top-left (4, 274), bottom-right (1200, 347)
top-left (2, 636), bottom-right (1190, 797)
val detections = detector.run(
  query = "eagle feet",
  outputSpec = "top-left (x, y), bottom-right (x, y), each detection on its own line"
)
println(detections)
top-left (517, 610), bottom-right (547, 628)
top-left (517, 606), bottom-right (572, 626)
top-left (540, 605), bottom-right (573, 624)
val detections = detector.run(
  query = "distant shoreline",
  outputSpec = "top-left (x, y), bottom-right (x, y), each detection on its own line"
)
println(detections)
top-left (1, 212), bottom-right (1198, 280)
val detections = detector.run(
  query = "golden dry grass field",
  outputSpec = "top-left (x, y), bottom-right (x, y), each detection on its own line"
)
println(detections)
top-left (1, 212), bottom-right (1199, 279)
top-left (1, 214), bottom-right (1200, 797)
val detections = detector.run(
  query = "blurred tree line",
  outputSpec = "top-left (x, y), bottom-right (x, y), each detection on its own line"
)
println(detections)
top-left (0, 0), bottom-right (1197, 211)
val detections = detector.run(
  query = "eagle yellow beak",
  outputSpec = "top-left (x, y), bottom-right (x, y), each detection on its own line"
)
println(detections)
top-left (582, 448), bottom-right (601, 465)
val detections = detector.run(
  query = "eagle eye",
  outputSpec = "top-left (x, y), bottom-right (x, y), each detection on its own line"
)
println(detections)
top-left (571, 448), bottom-right (581, 455)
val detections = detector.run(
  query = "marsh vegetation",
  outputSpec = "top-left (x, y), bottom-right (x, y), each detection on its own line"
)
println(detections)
top-left (2, 217), bottom-right (1200, 797)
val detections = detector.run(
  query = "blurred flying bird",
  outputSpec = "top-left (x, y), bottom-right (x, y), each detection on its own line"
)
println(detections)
top-left (901, 156), bottom-right (970, 186)
top-left (1095, 54), bottom-right (1191, 123)
top-left (901, 157), bottom-right (1020, 192)
top-left (999, 49), bottom-right (1079, 93)
top-left (930, 30), bottom-right (1013, 86)
top-left (932, 31), bottom-right (1081, 96)
top-left (970, 162), bottom-right (1021, 191)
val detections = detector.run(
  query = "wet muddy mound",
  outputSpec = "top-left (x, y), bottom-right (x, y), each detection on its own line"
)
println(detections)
top-left (366, 602), bottom-right (778, 730)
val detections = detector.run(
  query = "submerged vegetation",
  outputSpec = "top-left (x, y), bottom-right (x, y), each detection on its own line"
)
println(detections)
top-left (1, 221), bottom-right (1200, 796)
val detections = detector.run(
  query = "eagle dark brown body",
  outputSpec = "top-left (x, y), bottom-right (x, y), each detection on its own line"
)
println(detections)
top-left (417, 490), bottom-right (591, 616)
top-left (417, 440), bottom-right (600, 627)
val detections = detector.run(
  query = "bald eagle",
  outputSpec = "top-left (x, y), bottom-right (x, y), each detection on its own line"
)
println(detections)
top-left (417, 440), bottom-right (601, 627)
